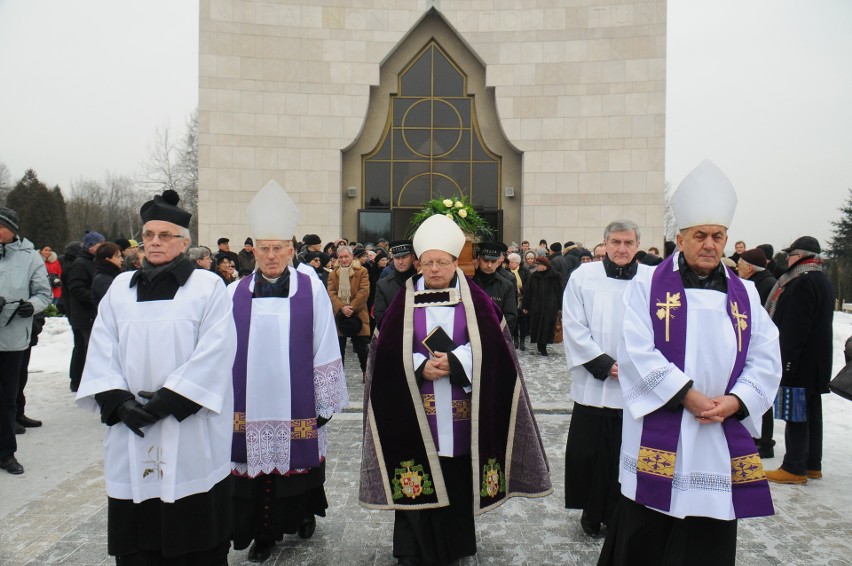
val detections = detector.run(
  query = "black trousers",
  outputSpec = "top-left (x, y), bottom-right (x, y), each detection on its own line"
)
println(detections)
top-left (16, 347), bottom-right (32, 418)
top-left (753, 408), bottom-right (775, 451)
top-left (338, 335), bottom-right (369, 373)
top-left (598, 495), bottom-right (737, 566)
top-left (782, 392), bottom-right (823, 475)
top-left (564, 403), bottom-right (622, 526)
top-left (0, 350), bottom-right (26, 459)
top-left (69, 325), bottom-right (92, 388)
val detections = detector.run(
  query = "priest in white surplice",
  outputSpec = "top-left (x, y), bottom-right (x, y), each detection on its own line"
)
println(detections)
top-left (77, 190), bottom-right (237, 565)
top-left (228, 181), bottom-right (348, 563)
top-left (563, 219), bottom-right (646, 538)
top-left (598, 161), bottom-right (781, 566)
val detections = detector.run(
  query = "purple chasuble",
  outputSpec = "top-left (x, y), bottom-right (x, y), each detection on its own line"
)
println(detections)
top-left (413, 302), bottom-right (472, 457)
top-left (637, 254), bottom-right (773, 518)
top-left (231, 270), bottom-right (321, 473)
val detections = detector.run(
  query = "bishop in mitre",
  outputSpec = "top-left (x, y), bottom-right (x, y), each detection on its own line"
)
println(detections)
top-left (360, 214), bottom-right (552, 566)
top-left (598, 161), bottom-right (781, 565)
top-left (228, 181), bottom-right (348, 563)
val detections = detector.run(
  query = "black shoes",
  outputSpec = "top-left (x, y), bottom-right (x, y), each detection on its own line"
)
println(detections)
top-left (297, 515), bottom-right (316, 539)
top-left (247, 540), bottom-right (273, 563)
top-left (580, 512), bottom-right (601, 537)
top-left (14, 422), bottom-right (25, 435)
top-left (0, 456), bottom-right (24, 475)
top-left (17, 415), bottom-right (42, 428)
top-left (519, 341), bottom-right (526, 351)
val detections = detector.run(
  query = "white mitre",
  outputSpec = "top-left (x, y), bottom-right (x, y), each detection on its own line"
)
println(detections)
top-left (413, 214), bottom-right (465, 258)
top-left (671, 160), bottom-right (737, 230)
top-left (247, 180), bottom-right (299, 240)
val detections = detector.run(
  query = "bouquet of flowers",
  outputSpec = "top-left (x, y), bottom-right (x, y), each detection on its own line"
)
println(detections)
top-left (408, 195), bottom-right (493, 239)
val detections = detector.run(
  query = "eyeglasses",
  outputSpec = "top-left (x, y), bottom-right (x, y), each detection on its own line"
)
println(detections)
top-left (141, 231), bottom-right (184, 242)
top-left (421, 259), bottom-right (454, 269)
top-left (256, 245), bottom-right (289, 255)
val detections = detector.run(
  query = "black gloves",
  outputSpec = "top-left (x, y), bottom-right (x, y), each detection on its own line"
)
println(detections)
top-left (116, 399), bottom-right (159, 437)
top-left (138, 390), bottom-right (171, 420)
top-left (16, 301), bottom-right (34, 318)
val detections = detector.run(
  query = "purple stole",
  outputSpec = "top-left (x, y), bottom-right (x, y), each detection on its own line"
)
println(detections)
top-left (413, 302), bottom-right (472, 457)
top-left (636, 254), bottom-right (773, 518)
top-left (231, 270), bottom-right (321, 473)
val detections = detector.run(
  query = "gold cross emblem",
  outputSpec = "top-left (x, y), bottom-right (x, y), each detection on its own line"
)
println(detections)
top-left (655, 292), bottom-right (681, 342)
top-left (730, 301), bottom-right (748, 352)
top-left (233, 412), bottom-right (246, 432)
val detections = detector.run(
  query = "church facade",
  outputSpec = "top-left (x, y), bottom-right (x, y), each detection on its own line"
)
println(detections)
top-left (199, 0), bottom-right (666, 247)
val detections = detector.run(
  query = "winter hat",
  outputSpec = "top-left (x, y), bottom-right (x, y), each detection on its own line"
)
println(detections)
top-left (114, 238), bottom-right (131, 251)
top-left (82, 231), bottom-right (105, 250)
top-left (739, 248), bottom-right (767, 268)
top-left (140, 189), bottom-right (192, 228)
top-left (549, 242), bottom-right (562, 253)
top-left (782, 236), bottom-right (821, 255)
top-left (535, 256), bottom-right (551, 268)
top-left (303, 234), bottom-right (322, 246)
top-left (0, 206), bottom-right (20, 234)
top-left (244, 237), bottom-right (254, 246)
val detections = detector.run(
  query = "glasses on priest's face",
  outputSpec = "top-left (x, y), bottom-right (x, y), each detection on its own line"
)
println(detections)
top-left (141, 231), bottom-right (184, 242)
top-left (421, 259), bottom-right (455, 270)
top-left (255, 245), bottom-right (289, 256)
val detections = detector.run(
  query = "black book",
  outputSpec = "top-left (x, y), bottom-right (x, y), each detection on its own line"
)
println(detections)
top-left (421, 326), bottom-right (457, 356)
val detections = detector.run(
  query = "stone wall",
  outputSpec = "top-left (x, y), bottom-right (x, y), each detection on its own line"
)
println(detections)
top-left (199, 0), bottom-right (666, 248)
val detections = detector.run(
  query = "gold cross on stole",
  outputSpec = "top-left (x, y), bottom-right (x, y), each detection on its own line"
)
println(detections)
top-left (730, 301), bottom-right (748, 352)
top-left (655, 292), bottom-right (681, 342)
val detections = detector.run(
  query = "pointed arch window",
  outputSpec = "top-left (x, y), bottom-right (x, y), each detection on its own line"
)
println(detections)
top-left (363, 41), bottom-right (501, 211)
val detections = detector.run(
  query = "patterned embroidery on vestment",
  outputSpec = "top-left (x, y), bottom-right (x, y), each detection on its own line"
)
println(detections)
top-left (731, 454), bottom-right (766, 484)
top-left (291, 418), bottom-right (318, 440)
top-left (421, 394), bottom-right (436, 415)
top-left (655, 291), bottom-right (681, 342)
top-left (142, 445), bottom-right (165, 480)
top-left (233, 411), bottom-right (246, 432)
top-left (737, 377), bottom-right (771, 409)
top-left (623, 364), bottom-right (672, 404)
top-left (636, 446), bottom-right (676, 479)
top-left (480, 458), bottom-right (506, 498)
top-left (452, 399), bottom-right (471, 421)
top-left (314, 358), bottom-right (346, 416)
top-left (246, 421), bottom-right (291, 473)
top-left (392, 460), bottom-right (435, 500)
top-left (623, 451), bottom-right (732, 494)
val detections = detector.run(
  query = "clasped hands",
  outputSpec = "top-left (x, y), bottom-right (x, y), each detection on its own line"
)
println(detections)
top-left (683, 389), bottom-right (740, 424)
top-left (422, 351), bottom-right (451, 381)
top-left (116, 390), bottom-right (170, 438)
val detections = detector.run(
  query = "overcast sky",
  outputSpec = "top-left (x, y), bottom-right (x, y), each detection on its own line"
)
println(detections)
top-left (1, 0), bottom-right (850, 253)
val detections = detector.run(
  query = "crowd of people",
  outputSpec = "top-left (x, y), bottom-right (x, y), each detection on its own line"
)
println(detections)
top-left (0, 161), bottom-right (837, 566)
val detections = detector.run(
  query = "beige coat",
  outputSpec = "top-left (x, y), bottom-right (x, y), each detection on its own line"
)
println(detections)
top-left (327, 263), bottom-right (371, 336)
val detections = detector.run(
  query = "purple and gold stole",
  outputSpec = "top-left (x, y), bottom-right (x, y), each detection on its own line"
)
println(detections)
top-left (231, 270), bottom-right (320, 472)
top-left (636, 254), bottom-right (773, 518)
top-left (413, 302), bottom-right (472, 457)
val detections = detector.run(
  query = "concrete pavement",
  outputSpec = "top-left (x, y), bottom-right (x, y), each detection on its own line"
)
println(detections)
top-left (2, 329), bottom-right (851, 565)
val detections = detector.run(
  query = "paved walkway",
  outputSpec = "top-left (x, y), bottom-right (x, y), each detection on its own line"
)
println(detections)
top-left (2, 325), bottom-right (851, 565)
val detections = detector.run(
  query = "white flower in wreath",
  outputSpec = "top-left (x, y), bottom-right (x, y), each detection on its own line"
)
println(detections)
top-left (458, 209), bottom-right (468, 218)
top-left (445, 213), bottom-right (454, 219)
top-left (442, 198), bottom-right (453, 207)
top-left (454, 200), bottom-right (464, 208)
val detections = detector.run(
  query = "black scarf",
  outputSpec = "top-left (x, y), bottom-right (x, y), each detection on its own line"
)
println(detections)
top-left (603, 255), bottom-right (638, 280)
top-left (677, 252), bottom-right (727, 293)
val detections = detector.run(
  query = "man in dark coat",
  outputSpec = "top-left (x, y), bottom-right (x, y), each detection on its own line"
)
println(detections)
top-left (765, 236), bottom-right (834, 485)
top-left (236, 238), bottom-right (256, 277)
top-left (372, 240), bottom-right (416, 330)
top-left (737, 247), bottom-right (779, 458)
top-left (471, 242), bottom-right (517, 337)
top-left (522, 256), bottom-right (563, 355)
top-left (214, 237), bottom-right (240, 267)
top-left (65, 231), bottom-right (105, 392)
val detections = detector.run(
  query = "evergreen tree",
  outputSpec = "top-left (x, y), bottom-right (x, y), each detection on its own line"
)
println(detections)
top-left (828, 188), bottom-right (852, 303)
top-left (6, 169), bottom-right (68, 249)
